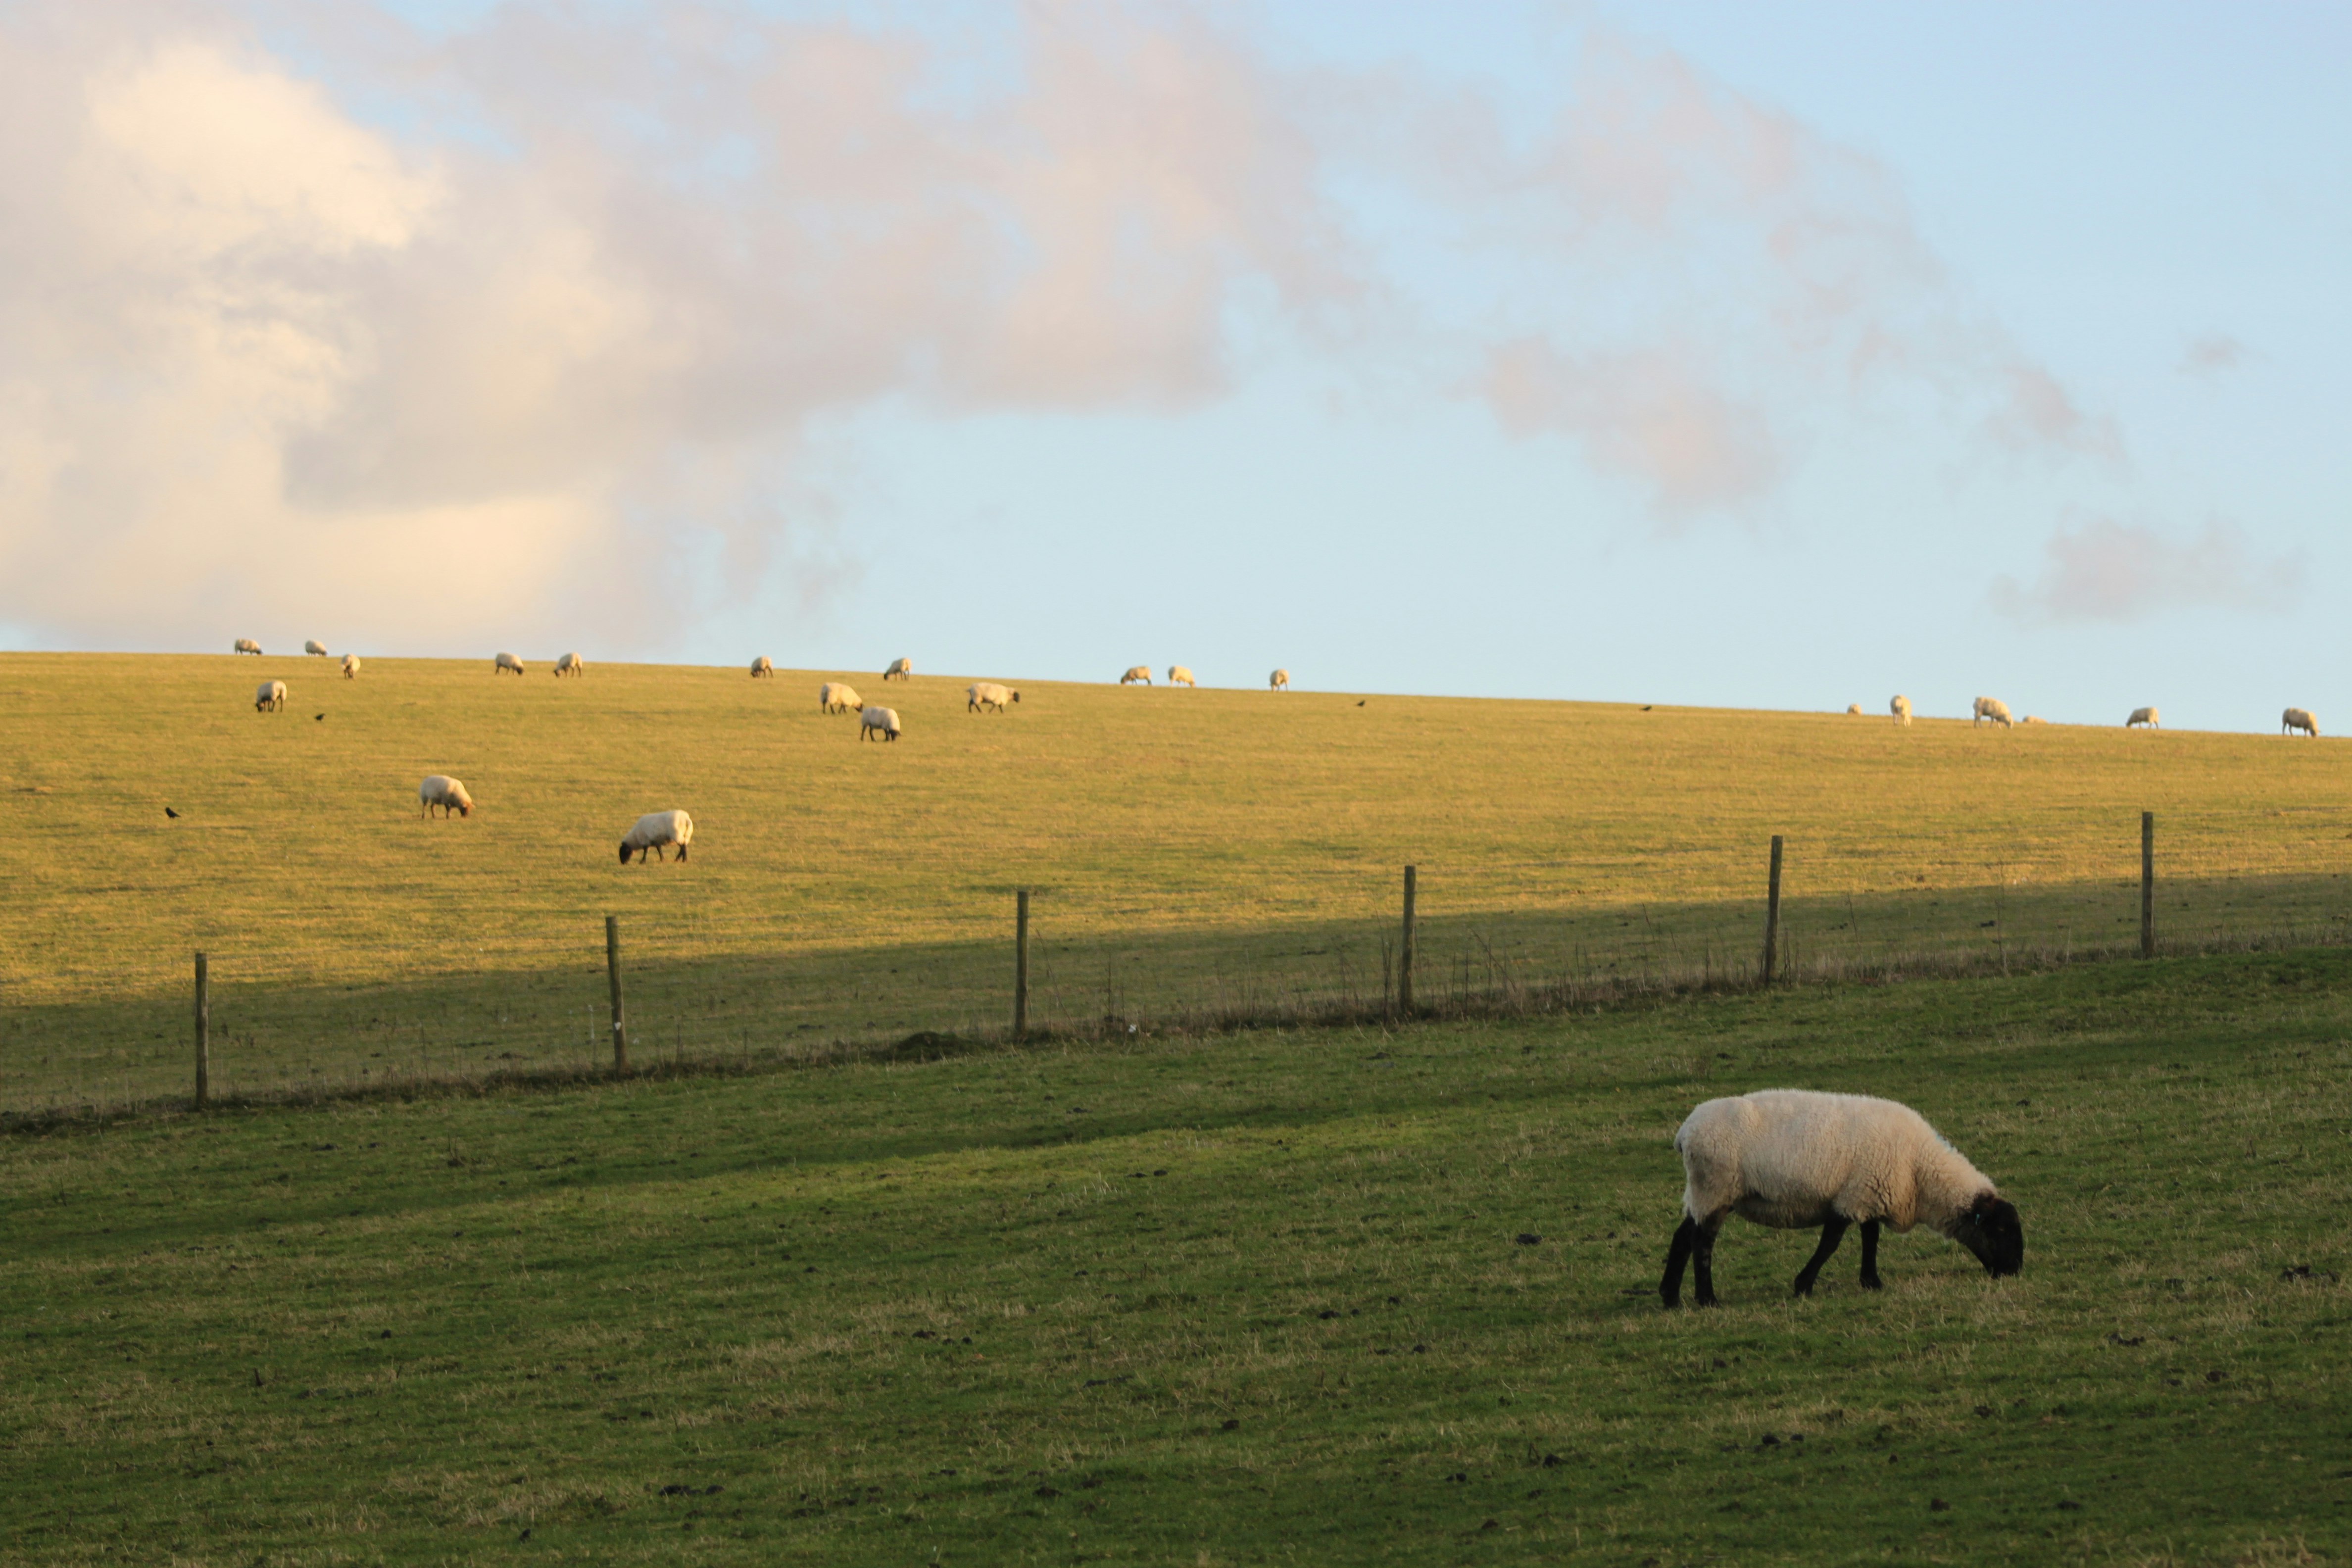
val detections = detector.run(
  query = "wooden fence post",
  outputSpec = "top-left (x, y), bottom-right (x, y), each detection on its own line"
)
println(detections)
top-left (1399, 865), bottom-right (1418, 1016)
top-left (194, 951), bottom-right (210, 1109)
top-left (1015, 889), bottom-right (1030, 1041)
top-left (1761, 835), bottom-right (1784, 984)
top-left (606, 915), bottom-right (629, 1074)
top-left (2141, 811), bottom-right (2155, 959)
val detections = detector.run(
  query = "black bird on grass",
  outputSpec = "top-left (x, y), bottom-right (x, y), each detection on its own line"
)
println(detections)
top-left (164, 806), bottom-right (180, 819)
top-left (314, 713), bottom-right (325, 721)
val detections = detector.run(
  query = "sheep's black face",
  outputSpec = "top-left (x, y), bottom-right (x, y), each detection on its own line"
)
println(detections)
top-left (1954, 1193), bottom-right (2023, 1277)
top-left (618, 842), bottom-right (632, 864)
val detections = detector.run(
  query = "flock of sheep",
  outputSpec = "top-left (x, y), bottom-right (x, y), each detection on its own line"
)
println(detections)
top-left (237, 639), bottom-right (2053, 1310)
top-left (233, 643), bottom-right (1290, 863)
top-left (1866, 693), bottom-right (2320, 735)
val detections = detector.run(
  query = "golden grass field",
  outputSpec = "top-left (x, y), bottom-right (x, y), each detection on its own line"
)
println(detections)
top-left (4, 651), bottom-right (2348, 1108)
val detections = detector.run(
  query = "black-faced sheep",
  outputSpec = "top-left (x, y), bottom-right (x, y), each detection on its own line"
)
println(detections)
top-left (2127, 707), bottom-right (2158, 729)
top-left (860, 706), bottom-right (901, 741)
top-left (1271, 669), bottom-right (1290, 691)
top-left (342, 654), bottom-right (361, 679)
top-left (1890, 695), bottom-right (1911, 726)
top-left (751, 656), bottom-right (775, 678)
top-left (620, 810), bottom-right (692, 863)
top-left (254, 680), bottom-right (287, 712)
top-left (883, 657), bottom-right (913, 682)
top-left (234, 638), bottom-right (262, 655)
top-left (554, 652), bottom-right (585, 677)
top-left (304, 639), bottom-right (330, 656)
top-left (494, 652), bottom-right (526, 676)
top-left (1168, 665), bottom-right (1196, 687)
top-left (820, 682), bottom-right (862, 714)
top-left (1660, 1089), bottom-right (2022, 1308)
top-left (1972, 696), bottom-right (2013, 728)
top-left (1120, 666), bottom-right (1152, 685)
top-left (968, 682), bottom-right (1019, 712)
top-left (2284, 707), bottom-right (2319, 737)
top-left (419, 775), bottom-right (473, 818)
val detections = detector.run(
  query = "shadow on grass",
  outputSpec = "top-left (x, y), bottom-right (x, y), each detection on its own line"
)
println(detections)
top-left (5, 871), bottom-right (2349, 1125)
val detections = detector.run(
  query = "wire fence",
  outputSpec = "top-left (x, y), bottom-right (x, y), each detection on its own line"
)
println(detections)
top-left (7, 813), bottom-right (2351, 1121)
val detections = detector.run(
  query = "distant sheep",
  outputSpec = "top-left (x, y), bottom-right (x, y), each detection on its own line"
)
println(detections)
top-left (554, 652), bottom-right (585, 678)
top-left (1120, 666), bottom-right (1152, 685)
top-left (1168, 666), bottom-right (1196, 687)
top-left (1660, 1088), bottom-right (2023, 1308)
top-left (968, 682), bottom-right (1019, 713)
top-left (2285, 707), bottom-right (2319, 737)
top-left (1972, 696), bottom-right (2013, 728)
top-left (819, 682), bottom-right (863, 714)
top-left (342, 654), bottom-right (361, 679)
top-left (860, 706), bottom-right (902, 741)
top-left (1890, 694), bottom-right (1911, 727)
top-left (1846, 703), bottom-right (1862, 716)
top-left (254, 680), bottom-right (286, 712)
top-left (2022, 715), bottom-right (2047, 725)
top-left (750, 656), bottom-right (774, 678)
top-left (233, 638), bottom-right (262, 656)
top-left (1271, 669), bottom-right (1290, 691)
top-left (2127, 706), bottom-right (2158, 729)
top-left (883, 657), bottom-right (913, 682)
top-left (619, 809), bottom-right (692, 864)
top-left (419, 775), bottom-right (474, 818)
top-left (494, 652), bottom-right (526, 676)
top-left (304, 639), bottom-right (329, 657)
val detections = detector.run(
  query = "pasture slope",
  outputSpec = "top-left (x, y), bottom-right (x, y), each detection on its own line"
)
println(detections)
top-left (3, 652), bottom-right (2352, 1105)
top-left (3, 952), bottom-right (2349, 1563)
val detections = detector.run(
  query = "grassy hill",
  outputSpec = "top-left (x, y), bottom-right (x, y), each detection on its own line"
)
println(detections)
top-left (3, 651), bottom-right (2348, 1108)
top-left (3, 952), bottom-right (2347, 1564)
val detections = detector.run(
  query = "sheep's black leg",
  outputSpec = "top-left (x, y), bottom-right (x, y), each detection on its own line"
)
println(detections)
top-left (1859, 1220), bottom-right (1882, 1290)
top-left (1692, 1216), bottom-right (1723, 1307)
top-left (1792, 1216), bottom-right (1850, 1297)
top-left (1661, 1216), bottom-right (1697, 1308)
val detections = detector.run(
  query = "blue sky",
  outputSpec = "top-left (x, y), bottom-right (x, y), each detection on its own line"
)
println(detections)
top-left (3, 1), bottom-right (2345, 729)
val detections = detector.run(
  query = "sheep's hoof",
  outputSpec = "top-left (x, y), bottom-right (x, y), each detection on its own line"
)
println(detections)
top-left (1860, 1274), bottom-right (1884, 1291)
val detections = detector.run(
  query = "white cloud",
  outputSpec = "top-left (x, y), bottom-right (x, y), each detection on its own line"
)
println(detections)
top-left (1987, 516), bottom-right (2302, 626)
top-left (0, 3), bottom-right (2122, 648)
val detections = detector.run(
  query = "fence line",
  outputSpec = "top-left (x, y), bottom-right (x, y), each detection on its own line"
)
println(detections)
top-left (7, 811), bottom-right (2352, 1121)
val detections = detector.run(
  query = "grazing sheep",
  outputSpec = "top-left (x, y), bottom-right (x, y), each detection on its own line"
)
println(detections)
top-left (2023, 715), bottom-right (2047, 725)
top-left (2126, 706), bottom-right (2159, 729)
top-left (883, 657), bottom-right (913, 682)
top-left (968, 682), bottom-right (1019, 713)
top-left (418, 775), bottom-right (473, 818)
top-left (234, 638), bottom-right (262, 656)
top-left (750, 656), bottom-right (774, 678)
top-left (494, 652), bottom-right (526, 676)
top-left (819, 681), bottom-right (863, 714)
top-left (860, 705), bottom-right (902, 741)
top-left (254, 680), bottom-right (287, 712)
top-left (1890, 694), bottom-right (1911, 727)
top-left (1845, 703), bottom-right (1862, 715)
top-left (1272, 669), bottom-right (1290, 691)
top-left (1120, 666), bottom-right (1153, 686)
top-left (1972, 696), bottom-right (2013, 728)
top-left (619, 809), bottom-right (693, 864)
top-left (304, 639), bottom-right (329, 657)
top-left (554, 652), bottom-right (585, 678)
top-left (342, 654), bottom-right (361, 680)
top-left (1660, 1088), bottom-right (2023, 1308)
top-left (1168, 666), bottom-right (1196, 687)
top-left (2285, 707), bottom-right (2320, 737)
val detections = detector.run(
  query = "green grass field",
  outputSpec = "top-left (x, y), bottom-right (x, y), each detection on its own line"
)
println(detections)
top-left (5, 951), bottom-right (2349, 1564)
top-left (4, 651), bottom-right (2350, 1109)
